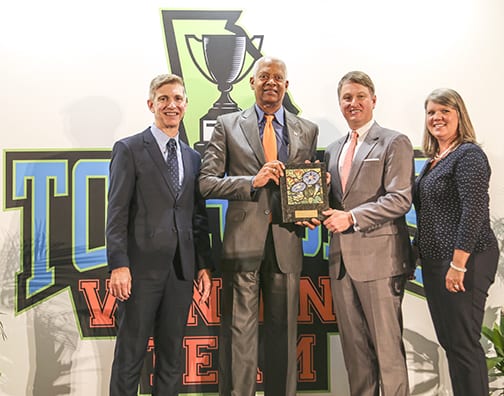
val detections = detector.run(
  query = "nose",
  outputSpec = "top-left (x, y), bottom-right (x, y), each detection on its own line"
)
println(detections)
top-left (265, 76), bottom-right (277, 85)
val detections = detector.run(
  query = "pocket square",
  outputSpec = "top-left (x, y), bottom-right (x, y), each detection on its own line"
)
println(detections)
top-left (363, 158), bottom-right (380, 162)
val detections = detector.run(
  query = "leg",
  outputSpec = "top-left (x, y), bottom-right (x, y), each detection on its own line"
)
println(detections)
top-left (219, 271), bottom-right (260, 396)
top-left (261, 227), bottom-right (300, 396)
top-left (354, 275), bottom-right (410, 396)
top-left (423, 247), bottom-right (498, 396)
top-left (110, 276), bottom-right (165, 396)
top-left (151, 270), bottom-right (193, 396)
top-left (261, 271), bottom-right (299, 396)
top-left (330, 273), bottom-right (380, 396)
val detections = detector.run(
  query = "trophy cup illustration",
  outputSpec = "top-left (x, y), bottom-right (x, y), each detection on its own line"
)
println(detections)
top-left (185, 33), bottom-right (263, 154)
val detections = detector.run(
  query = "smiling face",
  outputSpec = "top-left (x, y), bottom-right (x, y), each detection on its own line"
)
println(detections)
top-left (250, 58), bottom-right (289, 113)
top-left (339, 82), bottom-right (376, 130)
top-left (425, 100), bottom-right (459, 146)
top-left (147, 82), bottom-right (187, 137)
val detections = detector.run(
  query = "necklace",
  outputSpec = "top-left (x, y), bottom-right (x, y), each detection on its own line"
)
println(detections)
top-left (434, 142), bottom-right (458, 161)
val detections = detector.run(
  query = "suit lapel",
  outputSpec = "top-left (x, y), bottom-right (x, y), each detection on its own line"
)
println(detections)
top-left (179, 141), bottom-right (193, 195)
top-left (240, 107), bottom-right (265, 164)
top-left (143, 129), bottom-right (179, 198)
top-left (332, 138), bottom-right (347, 198)
top-left (285, 111), bottom-right (302, 163)
top-left (343, 122), bottom-right (380, 198)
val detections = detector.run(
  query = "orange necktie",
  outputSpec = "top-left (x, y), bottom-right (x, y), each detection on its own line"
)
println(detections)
top-left (263, 114), bottom-right (277, 162)
top-left (341, 130), bottom-right (358, 192)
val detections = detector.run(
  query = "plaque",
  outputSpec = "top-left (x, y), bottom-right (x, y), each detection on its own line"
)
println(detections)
top-left (280, 163), bottom-right (329, 223)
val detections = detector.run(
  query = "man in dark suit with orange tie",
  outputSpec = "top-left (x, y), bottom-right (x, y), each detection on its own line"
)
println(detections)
top-left (106, 74), bottom-right (214, 396)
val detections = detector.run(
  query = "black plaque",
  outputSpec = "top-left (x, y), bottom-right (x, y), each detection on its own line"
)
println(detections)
top-left (280, 163), bottom-right (329, 222)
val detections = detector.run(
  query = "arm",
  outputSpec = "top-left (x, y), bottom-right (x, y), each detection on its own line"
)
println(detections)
top-left (351, 133), bottom-right (414, 231)
top-left (106, 140), bottom-right (136, 300)
top-left (199, 117), bottom-right (257, 201)
top-left (446, 147), bottom-right (491, 292)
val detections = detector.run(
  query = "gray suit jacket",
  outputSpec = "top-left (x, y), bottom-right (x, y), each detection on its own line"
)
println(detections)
top-left (324, 122), bottom-right (414, 282)
top-left (199, 106), bottom-right (319, 273)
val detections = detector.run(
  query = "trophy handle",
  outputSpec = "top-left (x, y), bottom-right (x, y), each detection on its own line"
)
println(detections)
top-left (185, 34), bottom-right (216, 83)
top-left (233, 35), bottom-right (265, 84)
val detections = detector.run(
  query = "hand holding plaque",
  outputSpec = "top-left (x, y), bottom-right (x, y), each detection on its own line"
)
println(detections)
top-left (279, 163), bottom-right (329, 223)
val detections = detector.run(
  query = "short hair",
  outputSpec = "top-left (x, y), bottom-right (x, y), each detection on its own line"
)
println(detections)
top-left (251, 56), bottom-right (288, 78)
top-left (149, 74), bottom-right (186, 101)
top-left (422, 88), bottom-right (477, 157)
top-left (337, 71), bottom-right (375, 98)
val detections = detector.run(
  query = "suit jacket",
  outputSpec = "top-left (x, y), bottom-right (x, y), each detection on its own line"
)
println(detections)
top-left (413, 142), bottom-right (497, 261)
top-left (106, 127), bottom-right (213, 280)
top-left (199, 106), bottom-right (319, 273)
top-left (324, 122), bottom-right (414, 282)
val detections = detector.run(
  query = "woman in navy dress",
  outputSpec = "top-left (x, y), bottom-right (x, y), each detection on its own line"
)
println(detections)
top-left (413, 88), bottom-right (498, 396)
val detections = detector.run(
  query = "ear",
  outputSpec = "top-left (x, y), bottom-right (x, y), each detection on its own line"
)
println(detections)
top-left (147, 99), bottom-right (155, 113)
top-left (249, 76), bottom-right (255, 89)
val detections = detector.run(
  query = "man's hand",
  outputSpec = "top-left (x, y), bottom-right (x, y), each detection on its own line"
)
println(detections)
top-left (109, 267), bottom-right (132, 301)
top-left (296, 218), bottom-right (321, 230)
top-left (252, 160), bottom-right (285, 188)
top-left (196, 269), bottom-right (212, 305)
top-left (322, 208), bottom-right (354, 233)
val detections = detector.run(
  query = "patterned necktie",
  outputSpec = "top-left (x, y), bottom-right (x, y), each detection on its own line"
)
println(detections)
top-left (262, 114), bottom-right (277, 162)
top-left (341, 130), bottom-right (358, 192)
top-left (166, 139), bottom-right (180, 193)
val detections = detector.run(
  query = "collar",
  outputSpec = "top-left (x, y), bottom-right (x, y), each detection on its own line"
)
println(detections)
top-left (150, 123), bottom-right (180, 148)
top-left (349, 119), bottom-right (374, 142)
top-left (254, 104), bottom-right (285, 127)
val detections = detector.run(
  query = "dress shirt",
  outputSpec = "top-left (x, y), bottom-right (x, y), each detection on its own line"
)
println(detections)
top-left (338, 119), bottom-right (374, 228)
top-left (255, 104), bottom-right (289, 162)
top-left (151, 124), bottom-right (184, 184)
top-left (338, 118), bottom-right (374, 173)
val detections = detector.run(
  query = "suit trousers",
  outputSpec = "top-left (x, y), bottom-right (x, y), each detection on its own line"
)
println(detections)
top-left (331, 271), bottom-right (410, 396)
top-left (219, 228), bottom-right (300, 396)
top-left (422, 246), bottom-right (499, 396)
top-left (109, 266), bottom-right (193, 396)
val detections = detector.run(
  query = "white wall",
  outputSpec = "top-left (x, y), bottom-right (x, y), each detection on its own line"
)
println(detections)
top-left (1, 0), bottom-right (503, 395)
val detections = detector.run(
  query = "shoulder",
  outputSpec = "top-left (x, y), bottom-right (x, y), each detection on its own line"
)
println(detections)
top-left (370, 124), bottom-right (412, 150)
top-left (454, 142), bottom-right (489, 166)
top-left (217, 108), bottom-right (252, 123)
top-left (285, 110), bottom-right (318, 129)
top-left (371, 123), bottom-right (407, 140)
top-left (327, 135), bottom-right (345, 149)
top-left (180, 140), bottom-right (201, 160)
top-left (112, 128), bottom-right (150, 151)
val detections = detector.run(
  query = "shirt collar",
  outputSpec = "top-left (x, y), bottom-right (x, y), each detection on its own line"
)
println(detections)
top-left (150, 124), bottom-right (180, 150)
top-left (350, 119), bottom-right (374, 142)
top-left (254, 104), bottom-right (285, 127)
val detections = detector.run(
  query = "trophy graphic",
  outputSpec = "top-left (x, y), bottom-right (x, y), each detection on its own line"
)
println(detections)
top-left (185, 34), bottom-right (263, 154)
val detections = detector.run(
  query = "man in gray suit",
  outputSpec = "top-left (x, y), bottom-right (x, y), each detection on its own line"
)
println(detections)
top-left (199, 56), bottom-right (319, 396)
top-left (106, 74), bottom-right (214, 396)
top-left (322, 71), bottom-right (414, 396)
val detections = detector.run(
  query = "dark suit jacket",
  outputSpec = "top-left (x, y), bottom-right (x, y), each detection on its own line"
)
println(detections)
top-left (413, 142), bottom-right (497, 260)
top-left (199, 106), bottom-right (319, 272)
top-left (106, 127), bottom-right (213, 280)
top-left (324, 122), bottom-right (414, 281)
